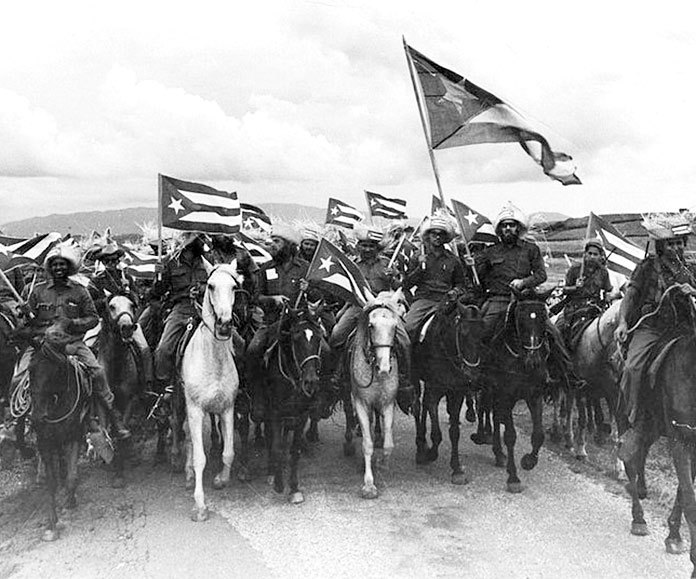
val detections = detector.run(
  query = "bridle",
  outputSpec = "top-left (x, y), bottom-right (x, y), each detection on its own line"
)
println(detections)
top-left (277, 307), bottom-right (323, 396)
top-left (452, 304), bottom-right (482, 369)
top-left (198, 265), bottom-right (244, 341)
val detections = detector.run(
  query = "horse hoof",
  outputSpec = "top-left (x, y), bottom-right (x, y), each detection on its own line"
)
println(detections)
top-left (631, 522), bottom-right (649, 536)
top-left (343, 442), bottom-right (356, 457)
top-left (42, 529), bottom-right (59, 542)
top-left (465, 408), bottom-right (476, 423)
top-left (506, 481), bottom-right (523, 494)
top-left (360, 486), bottom-right (379, 500)
top-left (520, 454), bottom-right (538, 471)
top-left (274, 480), bottom-right (284, 494)
top-left (638, 487), bottom-right (648, 500)
top-left (665, 538), bottom-right (686, 554)
top-left (185, 478), bottom-right (195, 491)
top-left (289, 492), bottom-right (305, 505)
top-left (111, 476), bottom-right (125, 489)
top-left (470, 433), bottom-right (492, 446)
top-left (494, 454), bottom-right (507, 468)
top-left (575, 453), bottom-right (588, 462)
top-left (425, 449), bottom-right (438, 463)
top-left (191, 507), bottom-right (209, 522)
top-left (306, 431), bottom-right (319, 444)
top-left (451, 472), bottom-right (470, 486)
top-left (212, 476), bottom-right (228, 490)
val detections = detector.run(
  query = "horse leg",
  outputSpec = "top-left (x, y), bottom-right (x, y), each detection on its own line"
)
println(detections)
top-left (288, 415), bottom-right (308, 504)
top-left (548, 391), bottom-right (563, 444)
top-left (491, 405), bottom-right (506, 468)
top-left (667, 440), bottom-right (696, 577)
top-left (306, 417), bottom-right (319, 444)
top-left (210, 413), bottom-right (222, 459)
top-left (236, 409), bottom-right (251, 482)
top-left (575, 392), bottom-right (588, 460)
top-left (448, 392), bottom-right (468, 485)
top-left (342, 392), bottom-right (356, 457)
top-left (354, 399), bottom-right (377, 499)
top-left (623, 440), bottom-right (649, 536)
top-left (414, 381), bottom-right (430, 465)
top-left (268, 418), bottom-right (285, 494)
top-left (65, 440), bottom-right (80, 509)
top-left (378, 402), bottom-right (395, 474)
top-left (471, 390), bottom-right (492, 445)
top-left (521, 396), bottom-right (544, 471)
top-left (254, 422), bottom-right (265, 449)
top-left (15, 415), bottom-right (34, 459)
top-left (213, 408), bottom-right (235, 491)
top-left (464, 393), bottom-right (476, 423)
top-left (425, 389), bottom-right (442, 463)
top-left (186, 406), bottom-right (208, 522)
top-left (41, 450), bottom-right (60, 541)
top-left (374, 409), bottom-right (384, 449)
top-left (500, 401), bottom-right (521, 493)
top-left (561, 388), bottom-right (575, 451)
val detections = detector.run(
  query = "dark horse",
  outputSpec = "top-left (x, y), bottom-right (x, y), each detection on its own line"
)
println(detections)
top-left (263, 303), bottom-right (323, 504)
top-left (29, 323), bottom-right (91, 541)
top-left (620, 283), bottom-right (696, 578)
top-left (487, 289), bottom-right (555, 493)
top-left (412, 294), bottom-right (483, 484)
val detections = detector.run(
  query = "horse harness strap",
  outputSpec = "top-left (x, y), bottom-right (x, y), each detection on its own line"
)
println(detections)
top-left (175, 317), bottom-right (200, 370)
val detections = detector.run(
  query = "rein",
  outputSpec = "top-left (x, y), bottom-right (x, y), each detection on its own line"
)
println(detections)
top-left (38, 343), bottom-right (86, 425)
top-left (196, 266), bottom-right (244, 341)
top-left (276, 308), bottom-right (322, 396)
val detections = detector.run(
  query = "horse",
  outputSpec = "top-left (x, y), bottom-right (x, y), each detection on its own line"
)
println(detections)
top-left (347, 289), bottom-right (406, 499)
top-left (263, 301), bottom-right (323, 504)
top-left (620, 283), bottom-right (696, 577)
top-left (487, 289), bottom-right (555, 493)
top-left (29, 322), bottom-right (91, 541)
top-left (180, 260), bottom-right (242, 522)
top-left (412, 294), bottom-right (483, 484)
top-left (556, 299), bottom-right (623, 461)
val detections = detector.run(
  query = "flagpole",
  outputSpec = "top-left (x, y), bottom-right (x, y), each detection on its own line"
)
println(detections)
top-left (403, 37), bottom-right (447, 210)
top-left (157, 174), bottom-right (164, 277)
top-left (363, 190), bottom-right (375, 225)
top-left (387, 233), bottom-right (407, 269)
top-left (578, 212), bottom-right (594, 281)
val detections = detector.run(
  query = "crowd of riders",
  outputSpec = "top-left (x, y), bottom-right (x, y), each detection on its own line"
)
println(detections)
top-left (1, 202), bottom-right (695, 452)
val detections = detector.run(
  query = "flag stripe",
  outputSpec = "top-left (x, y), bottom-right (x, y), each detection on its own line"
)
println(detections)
top-left (178, 190), bottom-right (240, 211)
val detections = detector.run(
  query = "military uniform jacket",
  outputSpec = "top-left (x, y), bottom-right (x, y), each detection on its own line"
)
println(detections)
top-left (404, 249), bottom-right (465, 301)
top-left (150, 252), bottom-right (209, 308)
top-left (356, 255), bottom-right (394, 294)
top-left (255, 256), bottom-right (308, 324)
top-left (29, 278), bottom-right (99, 340)
top-left (564, 263), bottom-right (612, 313)
top-left (476, 239), bottom-right (547, 296)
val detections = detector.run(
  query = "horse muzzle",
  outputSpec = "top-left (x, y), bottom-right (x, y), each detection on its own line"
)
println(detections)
top-left (215, 319), bottom-right (233, 338)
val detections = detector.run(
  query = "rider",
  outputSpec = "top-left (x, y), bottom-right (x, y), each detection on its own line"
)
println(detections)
top-left (247, 225), bottom-right (309, 422)
top-left (329, 225), bottom-right (411, 406)
top-left (556, 239), bottom-right (616, 349)
top-left (474, 202), bottom-right (572, 383)
top-left (150, 232), bottom-right (211, 396)
top-left (89, 242), bottom-right (154, 390)
top-left (615, 214), bottom-right (696, 454)
top-left (298, 225), bottom-right (322, 263)
top-left (22, 243), bottom-right (130, 439)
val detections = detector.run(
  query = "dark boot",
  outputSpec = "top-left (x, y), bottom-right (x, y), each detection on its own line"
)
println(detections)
top-left (106, 405), bottom-right (131, 440)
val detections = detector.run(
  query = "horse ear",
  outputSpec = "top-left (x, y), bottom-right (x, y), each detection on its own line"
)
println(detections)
top-left (202, 257), bottom-right (214, 276)
top-left (230, 258), bottom-right (238, 271)
top-left (392, 287), bottom-right (405, 303)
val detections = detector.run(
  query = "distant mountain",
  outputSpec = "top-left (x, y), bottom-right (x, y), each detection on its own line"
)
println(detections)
top-left (1, 203), bottom-right (327, 237)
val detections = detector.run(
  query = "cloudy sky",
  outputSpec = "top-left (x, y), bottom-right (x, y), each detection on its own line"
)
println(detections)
top-left (1, 0), bottom-right (694, 225)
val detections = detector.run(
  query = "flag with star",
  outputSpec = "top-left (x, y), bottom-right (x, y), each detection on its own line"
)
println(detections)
top-left (405, 43), bottom-right (581, 186)
top-left (451, 199), bottom-right (497, 244)
top-left (325, 197), bottom-right (364, 229)
top-left (305, 238), bottom-right (373, 306)
top-left (241, 203), bottom-right (272, 234)
top-left (364, 190), bottom-right (408, 220)
top-left (159, 174), bottom-right (241, 234)
top-left (238, 232), bottom-right (272, 266)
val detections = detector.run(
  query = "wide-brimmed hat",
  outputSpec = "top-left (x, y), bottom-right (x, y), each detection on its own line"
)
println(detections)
top-left (300, 225), bottom-right (322, 243)
top-left (97, 242), bottom-right (125, 261)
top-left (584, 238), bottom-right (605, 253)
top-left (493, 202), bottom-right (529, 235)
top-left (641, 213), bottom-right (693, 240)
top-left (271, 224), bottom-right (301, 246)
top-left (44, 242), bottom-right (82, 276)
top-left (421, 216), bottom-right (455, 242)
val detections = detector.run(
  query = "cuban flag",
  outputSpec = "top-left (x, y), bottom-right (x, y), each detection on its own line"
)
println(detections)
top-left (365, 190), bottom-right (408, 220)
top-left (325, 198), bottom-right (364, 229)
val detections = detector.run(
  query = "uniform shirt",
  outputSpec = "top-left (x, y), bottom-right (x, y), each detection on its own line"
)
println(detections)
top-left (356, 255), bottom-right (394, 294)
top-left (625, 255), bottom-right (696, 327)
top-left (255, 256), bottom-right (308, 323)
top-left (89, 268), bottom-right (138, 316)
top-left (476, 239), bottom-right (547, 297)
top-left (404, 249), bottom-right (466, 301)
top-left (564, 262), bottom-right (612, 312)
top-left (150, 252), bottom-right (209, 307)
top-left (29, 278), bottom-right (99, 339)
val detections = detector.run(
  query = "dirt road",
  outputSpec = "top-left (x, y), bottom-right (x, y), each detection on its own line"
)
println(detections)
top-left (0, 409), bottom-right (690, 579)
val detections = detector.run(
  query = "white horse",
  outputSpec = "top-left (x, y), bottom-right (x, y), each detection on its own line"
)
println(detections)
top-left (350, 289), bottom-right (406, 499)
top-left (181, 260), bottom-right (242, 522)
top-left (559, 299), bottom-right (623, 469)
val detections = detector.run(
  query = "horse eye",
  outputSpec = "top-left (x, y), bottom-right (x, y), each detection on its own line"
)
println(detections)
top-left (208, 283), bottom-right (215, 291)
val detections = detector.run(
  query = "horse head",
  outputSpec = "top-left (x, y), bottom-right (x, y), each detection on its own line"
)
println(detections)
top-left (281, 305), bottom-right (323, 396)
top-left (509, 292), bottom-right (550, 370)
top-left (106, 295), bottom-right (137, 342)
top-left (429, 295), bottom-right (482, 375)
top-left (362, 289), bottom-right (405, 376)
top-left (201, 259), bottom-right (243, 340)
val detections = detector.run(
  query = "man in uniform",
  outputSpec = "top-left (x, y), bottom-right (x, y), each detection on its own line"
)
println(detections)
top-left (556, 239), bottom-right (615, 348)
top-left (23, 243), bottom-right (130, 438)
top-left (615, 214), bottom-right (696, 452)
top-left (150, 233), bottom-right (211, 394)
top-left (89, 242), bottom-right (154, 390)
top-left (247, 225), bottom-right (309, 421)
top-left (298, 226), bottom-right (322, 263)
